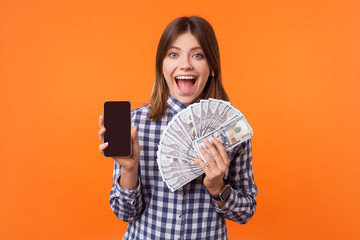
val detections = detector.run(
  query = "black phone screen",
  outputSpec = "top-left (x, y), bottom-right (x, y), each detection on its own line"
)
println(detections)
top-left (103, 101), bottom-right (131, 157)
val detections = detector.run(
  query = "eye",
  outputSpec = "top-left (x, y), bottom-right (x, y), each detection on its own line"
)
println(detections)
top-left (193, 53), bottom-right (204, 59)
top-left (169, 52), bottom-right (178, 58)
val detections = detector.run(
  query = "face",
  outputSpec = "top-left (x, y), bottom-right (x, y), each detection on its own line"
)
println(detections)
top-left (162, 32), bottom-right (210, 106)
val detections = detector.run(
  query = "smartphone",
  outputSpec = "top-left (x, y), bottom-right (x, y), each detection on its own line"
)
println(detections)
top-left (103, 101), bottom-right (131, 157)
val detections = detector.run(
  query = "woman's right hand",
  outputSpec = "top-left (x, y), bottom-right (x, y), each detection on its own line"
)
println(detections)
top-left (98, 115), bottom-right (140, 172)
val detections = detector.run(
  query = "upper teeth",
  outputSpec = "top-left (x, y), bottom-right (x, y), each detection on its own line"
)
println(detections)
top-left (176, 76), bottom-right (196, 80)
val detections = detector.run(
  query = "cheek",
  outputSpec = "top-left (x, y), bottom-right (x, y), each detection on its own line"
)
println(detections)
top-left (162, 68), bottom-right (173, 86)
top-left (197, 65), bottom-right (210, 89)
top-left (162, 59), bottom-right (176, 74)
top-left (195, 62), bottom-right (210, 76)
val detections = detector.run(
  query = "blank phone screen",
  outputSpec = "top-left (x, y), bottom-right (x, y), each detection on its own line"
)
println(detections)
top-left (103, 101), bottom-right (131, 157)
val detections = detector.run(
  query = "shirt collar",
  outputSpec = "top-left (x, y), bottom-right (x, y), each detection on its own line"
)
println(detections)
top-left (167, 95), bottom-right (187, 115)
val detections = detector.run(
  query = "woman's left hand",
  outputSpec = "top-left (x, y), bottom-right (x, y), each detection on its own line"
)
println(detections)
top-left (195, 138), bottom-right (230, 198)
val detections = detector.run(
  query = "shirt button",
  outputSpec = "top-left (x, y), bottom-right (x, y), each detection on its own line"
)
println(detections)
top-left (179, 215), bottom-right (183, 220)
top-left (181, 192), bottom-right (185, 196)
top-left (130, 205), bottom-right (135, 210)
top-left (177, 238), bottom-right (181, 240)
top-left (130, 194), bottom-right (135, 198)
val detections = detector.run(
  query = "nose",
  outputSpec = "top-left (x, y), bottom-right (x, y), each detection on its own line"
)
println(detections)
top-left (179, 56), bottom-right (193, 70)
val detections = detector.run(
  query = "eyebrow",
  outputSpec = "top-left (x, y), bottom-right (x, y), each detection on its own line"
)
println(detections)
top-left (168, 46), bottom-right (203, 51)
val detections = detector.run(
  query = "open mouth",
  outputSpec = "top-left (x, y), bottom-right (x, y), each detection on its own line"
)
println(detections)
top-left (175, 75), bottom-right (197, 93)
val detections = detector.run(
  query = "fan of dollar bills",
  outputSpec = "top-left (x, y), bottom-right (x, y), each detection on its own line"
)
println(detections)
top-left (156, 98), bottom-right (253, 192)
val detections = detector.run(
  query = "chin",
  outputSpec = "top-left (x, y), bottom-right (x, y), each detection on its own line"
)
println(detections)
top-left (176, 94), bottom-right (199, 106)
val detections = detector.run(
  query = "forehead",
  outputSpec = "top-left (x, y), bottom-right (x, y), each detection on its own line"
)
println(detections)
top-left (168, 32), bottom-right (202, 49)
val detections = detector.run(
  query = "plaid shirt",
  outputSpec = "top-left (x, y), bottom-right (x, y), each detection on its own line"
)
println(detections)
top-left (109, 96), bottom-right (257, 240)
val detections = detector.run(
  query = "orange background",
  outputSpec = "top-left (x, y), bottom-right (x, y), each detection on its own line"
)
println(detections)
top-left (1, 0), bottom-right (359, 239)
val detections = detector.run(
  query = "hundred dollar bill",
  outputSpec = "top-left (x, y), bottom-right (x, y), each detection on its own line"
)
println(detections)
top-left (160, 166), bottom-right (203, 178)
top-left (173, 118), bottom-right (193, 142)
top-left (158, 144), bottom-right (195, 161)
top-left (177, 108), bottom-right (197, 140)
top-left (193, 116), bottom-right (253, 161)
top-left (160, 133), bottom-right (196, 159)
top-left (164, 173), bottom-right (199, 192)
top-left (165, 121), bottom-right (196, 153)
top-left (158, 154), bottom-right (203, 191)
top-left (160, 170), bottom-right (198, 191)
top-left (160, 133), bottom-right (187, 152)
top-left (203, 99), bottom-right (219, 134)
top-left (161, 172), bottom-right (190, 192)
top-left (189, 103), bottom-right (201, 138)
top-left (159, 155), bottom-right (203, 177)
top-left (211, 105), bottom-right (241, 131)
top-left (200, 100), bottom-right (208, 136)
top-left (207, 99), bottom-right (230, 132)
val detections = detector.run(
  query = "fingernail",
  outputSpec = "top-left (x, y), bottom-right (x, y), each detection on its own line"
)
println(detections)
top-left (199, 146), bottom-right (204, 151)
top-left (104, 142), bottom-right (109, 145)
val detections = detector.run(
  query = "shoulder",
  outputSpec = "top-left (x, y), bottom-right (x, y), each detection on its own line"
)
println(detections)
top-left (228, 139), bottom-right (252, 159)
top-left (131, 104), bottom-right (150, 119)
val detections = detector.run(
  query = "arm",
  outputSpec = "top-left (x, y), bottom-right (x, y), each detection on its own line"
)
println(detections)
top-left (109, 161), bottom-right (144, 222)
top-left (213, 140), bottom-right (257, 224)
top-left (195, 138), bottom-right (257, 224)
top-left (99, 115), bottom-right (145, 222)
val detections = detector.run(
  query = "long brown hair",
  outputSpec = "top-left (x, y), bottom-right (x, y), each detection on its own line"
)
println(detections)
top-left (148, 16), bottom-right (230, 121)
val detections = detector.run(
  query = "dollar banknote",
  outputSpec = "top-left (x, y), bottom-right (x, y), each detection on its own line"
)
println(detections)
top-left (200, 100), bottom-right (208, 136)
top-left (157, 99), bottom-right (253, 192)
top-left (189, 103), bottom-right (201, 138)
top-left (193, 116), bottom-right (252, 161)
top-left (158, 144), bottom-right (195, 161)
top-left (158, 155), bottom-right (202, 191)
top-left (177, 108), bottom-right (197, 140)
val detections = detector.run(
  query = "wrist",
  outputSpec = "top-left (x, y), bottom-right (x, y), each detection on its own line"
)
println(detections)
top-left (207, 181), bottom-right (226, 196)
top-left (118, 167), bottom-right (139, 190)
top-left (121, 165), bottom-right (138, 175)
top-left (208, 184), bottom-right (232, 202)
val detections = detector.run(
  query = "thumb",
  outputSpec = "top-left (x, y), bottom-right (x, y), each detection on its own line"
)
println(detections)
top-left (131, 126), bottom-right (140, 159)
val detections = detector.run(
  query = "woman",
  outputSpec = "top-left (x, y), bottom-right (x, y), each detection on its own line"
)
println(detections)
top-left (99, 16), bottom-right (257, 240)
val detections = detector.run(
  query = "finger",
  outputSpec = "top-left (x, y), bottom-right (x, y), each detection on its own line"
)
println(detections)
top-left (198, 145), bottom-right (217, 172)
top-left (99, 142), bottom-right (109, 154)
top-left (195, 155), bottom-right (213, 177)
top-left (98, 127), bottom-right (106, 142)
top-left (99, 114), bottom-right (104, 128)
top-left (205, 140), bottom-right (227, 173)
top-left (130, 126), bottom-right (140, 160)
top-left (210, 138), bottom-right (229, 167)
top-left (204, 139), bottom-right (222, 164)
